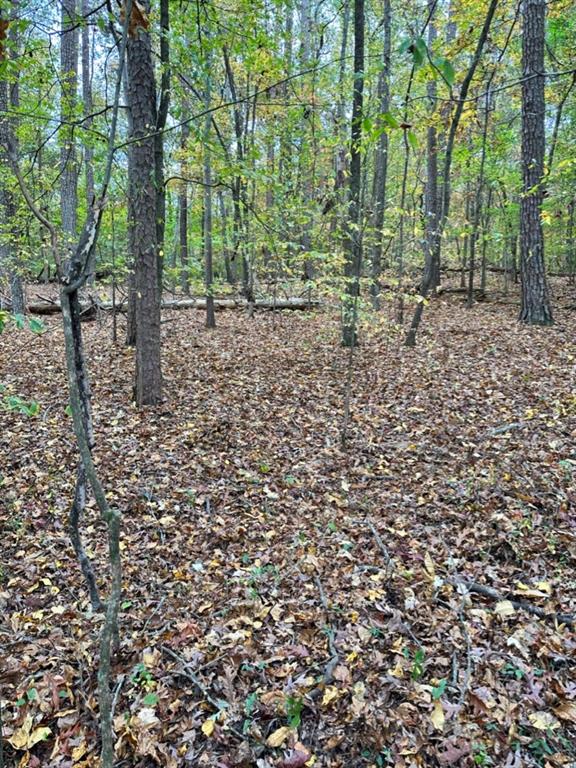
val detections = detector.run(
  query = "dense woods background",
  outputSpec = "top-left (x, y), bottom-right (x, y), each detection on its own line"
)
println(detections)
top-left (1, 0), bottom-right (575, 767)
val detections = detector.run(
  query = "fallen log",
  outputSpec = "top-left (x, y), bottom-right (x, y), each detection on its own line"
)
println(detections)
top-left (28, 296), bottom-right (321, 315)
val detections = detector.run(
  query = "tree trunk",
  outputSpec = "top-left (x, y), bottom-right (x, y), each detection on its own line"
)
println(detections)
top-left (154, 0), bottom-right (169, 286)
top-left (126, 2), bottom-right (162, 404)
top-left (178, 115), bottom-right (191, 295)
top-left (423, 2), bottom-right (440, 297)
top-left (203, 38), bottom-right (215, 329)
top-left (341, 0), bottom-right (364, 347)
top-left (405, 0), bottom-right (498, 346)
top-left (60, 0), bottom-right (79, 249)
top-left (0, 1), bottom-right (25, 314)
top-left (518, 0), bottom-right (553, 325)
top-left (370, 0), bottom-right (390, 308)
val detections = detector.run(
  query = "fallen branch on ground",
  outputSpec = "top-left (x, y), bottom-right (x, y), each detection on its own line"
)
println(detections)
top-left (449, 577), bottom-right (574, 626)
top-left (27, 297), bottom-right (322, 315)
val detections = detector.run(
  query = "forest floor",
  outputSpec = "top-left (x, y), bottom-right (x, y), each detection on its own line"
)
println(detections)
top-left (1, 281), bottom-right (576, 768)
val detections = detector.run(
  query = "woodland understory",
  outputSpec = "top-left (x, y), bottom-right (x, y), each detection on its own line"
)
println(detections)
top-left (1, 282), bottom-right (575, 768)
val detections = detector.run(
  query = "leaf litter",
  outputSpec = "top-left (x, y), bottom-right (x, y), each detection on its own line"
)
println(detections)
top-left (0, 292), bottom-right (575, 767)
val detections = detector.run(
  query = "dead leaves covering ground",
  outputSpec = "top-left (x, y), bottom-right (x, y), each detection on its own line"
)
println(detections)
top-left (1, 287), bottom-right (575, 768)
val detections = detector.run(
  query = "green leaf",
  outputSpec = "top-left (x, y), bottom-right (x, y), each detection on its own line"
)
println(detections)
top-left (13, 313), bottom-right (25, 330)
top-left (407, 130), bottom-right (419, 150)
top-left (435, 57), bottom-right (455, 86)
top-left (244, 691), bottom-right (258, 717)
top-left (0, 310), bottom-right (8, 333)
top-left (28, 317), bottom-right (46, 334)
top-left (380, 111), bottom-right (400, 129)
top-left (412, 37), bottom-right (427, 67)
top-left (432, 679), bottom-right (447, 700)
top-left (142, 693), bottom-right (159, 706)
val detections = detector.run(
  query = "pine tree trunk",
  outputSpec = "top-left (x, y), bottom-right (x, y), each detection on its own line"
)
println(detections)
top-left (518, 0), bottom-right (553, 325)
top-left (126, 2), bottom-right (162, 405)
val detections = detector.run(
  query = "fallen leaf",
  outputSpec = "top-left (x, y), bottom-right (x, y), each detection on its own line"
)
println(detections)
top-left (553, 701), bottom-right (576, 724)
top-left (201, 718), bottom-right (215, 737)
top-left (528, 711), bottom-right (560, 731)
top-left (431, 700), bottom-right (445, 732)
top-left (495, 600), bottom-right (516, 617)
top-left (267, 726), bottom-right (292, 748)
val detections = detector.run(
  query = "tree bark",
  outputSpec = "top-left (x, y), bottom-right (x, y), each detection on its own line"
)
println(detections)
top-left (341, 0), bottom-right (364, 347)
top-left (60, 0), bottom-right (79, 248)
top-left (369, 0), bottom-right (390, 308)
top-left (126, 1), bottom-right (162, 404)
top-left (203, 35), bottom-right (215, 328)
top-left (154, 0), bottom-right (170, 286)
top-left (0, 2), bottom-right (25, 314)
top-left (405, 0), bottom-right (498, 346)
top-left (518, 0), bottom-right (553, 325)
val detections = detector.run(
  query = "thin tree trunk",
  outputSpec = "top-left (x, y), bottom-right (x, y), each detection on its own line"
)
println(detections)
top-left (405, 0), bottom-right (498, 346)
top-left (370, 0), bottom-right (390, 308)
top-left (178, 113), bottom-right (191, 295)
top-left (423, 2), bottom-right (440, 299)
top-left (203, 36), bottom-right (215, 328)
top-left (154, 0), bottom-right (170, 286)
top-left (0, 2), bottom-right (24, 313)
top-left (341, 0), bottom-right (364, 347)
top-left (60, 0), bottom-right (79, 248)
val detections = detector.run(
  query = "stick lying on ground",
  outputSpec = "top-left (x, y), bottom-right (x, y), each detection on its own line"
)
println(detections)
top-left (449, 577), bottom-right (574, 626)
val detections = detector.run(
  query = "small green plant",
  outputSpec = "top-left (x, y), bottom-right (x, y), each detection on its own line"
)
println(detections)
top-left (410, 648), bottom-right (425, 680)
top-left (501, 662), bottom-right (524, 680)
top-left (285, 694), bottom-right (304, 727)
top-left (472, 743), bottom-right (492, 766)
top-left (130, 663), bottom-right (154, 689)
top-left (2, 394), bottom-right (40, 417)
top-left (432, 679), bottom-right (447, 700)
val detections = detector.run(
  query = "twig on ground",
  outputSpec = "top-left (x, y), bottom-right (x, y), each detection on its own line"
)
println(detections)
top-left (313, 575), bottom-right (339, 685)
top-left (354, 519), bottom-right (394, 581)
top-left (449, 577), bottom-right (574, 626)
top-left (456, 603), bottom-right (473, 709)
top-left (143, 596), bottom-right (166, 632)
top-left (161, 645), bottom-right (245, 739)
top-left (111, 673), bottom-right (125, 720)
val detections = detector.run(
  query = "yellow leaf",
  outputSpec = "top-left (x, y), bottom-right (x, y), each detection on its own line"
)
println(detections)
top-left (430, 700), bottom-right (445, 732)
top-left (529, 711), bottom-right (560, 730)
top-left (201, 718), bottom-right (215, 737)
top-left (514, 582), bottom-right (551, 599)
top-left (27, 726), bottom-right (52, 748)
top-left (322, 686), bottom-right (339, 706)
top-left (495, 600), bottom-right (515, 617)
top-left (72, 742), bottom-right (88, 761)
top-left (270, 604), bottom-right (282, 621)
top-left (7, 714), bottom-right (32, 749)
top-left (424, 552), bottom-right (435, 579)
top-left (266, 726), bottom-right (291, 747)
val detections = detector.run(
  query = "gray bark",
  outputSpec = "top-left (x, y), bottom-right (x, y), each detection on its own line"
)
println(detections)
top-left (60, 0), bottom-right (79, 247)
top-left (369, 0), bottom-right (390, 308)
top-left (203, 39), bottom-right (215, 328)
top-left (0, 2), bottom-right (25, 313)
top-left (518, 0), bottom-right (553, 324)
top-left (341, 0), bottom-right (364, 347)
top-left (126, 1), bottom-right (162, 404)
